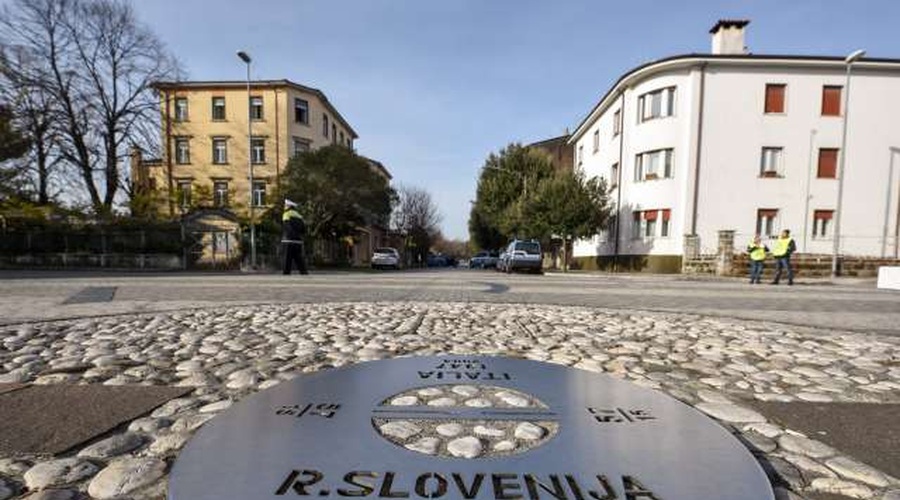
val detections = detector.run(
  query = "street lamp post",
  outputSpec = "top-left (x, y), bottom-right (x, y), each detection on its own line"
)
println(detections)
top-left (831, 49), bottom-right (866, 278)
top-left (237, 50), bottom-right (256, 269)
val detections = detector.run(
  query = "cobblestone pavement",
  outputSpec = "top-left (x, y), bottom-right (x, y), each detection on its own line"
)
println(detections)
top-left (0, 271), bottom-right (898, 499)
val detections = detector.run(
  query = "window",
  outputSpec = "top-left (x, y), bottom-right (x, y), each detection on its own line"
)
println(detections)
top-left (211, 97), bottom-right (226, 120)
top-left (756, 209), bottom-right (779, 238)
top-left (643, 210), bottom-right (657, 238)
top-left (760, 147), bottom-right (783, 177)
top-left (822, 86), bottom-right (842, 116)
top-left (174, 97), bottom-right (188, 121)
top-left (332, 124), bottom-right (337, 143)
top-left (250, 96), bottom-right (264, 120)
top-left (174, 137), bottom-right (190, 164)
top-left (610, 163), bottom-right (619, 189)
top-left (323, 114), bottom-right (329, 137)
top-left (294, 98), bottom-right (309, 124)
top-left (660, 209), bottom-right (671, 237)
top-left (818, 148), bottom-right (838, 178)
top-left (764, 84), bottom-right (786, 114)
top-left (252, 181), bottom-right (267, 207)
top-left (631, 212), bottom-right (642, 240)
top-left (630, 210), bottom-right (664, 239)
top-left (578, 145), bottom-right (583, 166)
top-left (251, 137), bottom-right (266, 164)
top-left (212, 138), bottom-right (228, 164)
top-left (292, 137), bottom-right (310, 157)
top-left (613, 109), bottom-right (622, 136)
top-left (347, 137), bottom-right (353, 149)
top-left (213, 181), bottom-right (229, 207)
top-left (592, 130), bottom-right (599, 153)
top-left (634, 149), bottom-right (674, 181)
top-left (813, 210), bottom-right (834, 238)
top-left (340, 131), bottom-right (345, 145)
top-left (638, 87), bottom-right (675, 122)
top-left (176, 181), bottom-right (191, 208)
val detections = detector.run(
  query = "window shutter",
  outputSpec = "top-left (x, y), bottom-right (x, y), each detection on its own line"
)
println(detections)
top-left (662, 209), bottom-right (671, 221)
top-left (818, 149), bottom-right (838, 178)
top-left (644, 210), bottom-right (658, 221)
top-left (814, 210), bottom-right (834, 221)
top-left (765, 84), bottom-right (785, 113)
top-left (758, 209), bottom-right (778, 219)
top-left (822, 86), bottom-right (842, 116)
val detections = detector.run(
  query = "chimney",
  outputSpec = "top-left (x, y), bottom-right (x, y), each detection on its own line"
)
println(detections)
top-left (710, 19), bottom-right (750, 55)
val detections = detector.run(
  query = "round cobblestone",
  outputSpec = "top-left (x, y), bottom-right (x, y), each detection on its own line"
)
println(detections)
top-left (0, 302), bottom-right (897, 499)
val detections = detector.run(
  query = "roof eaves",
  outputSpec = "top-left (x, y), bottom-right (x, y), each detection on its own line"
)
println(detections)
top-left (151, 79), bottom-right (359, 139)
top-left (568, 53), bottom-right (900, 144)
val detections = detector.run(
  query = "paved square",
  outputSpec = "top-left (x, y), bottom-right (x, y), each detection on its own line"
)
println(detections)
top-left (749, 401), bottom-right (900, 479)
top-left (0, 384), bottom-right (190, 455)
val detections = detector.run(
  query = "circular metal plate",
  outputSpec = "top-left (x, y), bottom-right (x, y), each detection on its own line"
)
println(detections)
top-left (169, 356), bottom-right (774, 500)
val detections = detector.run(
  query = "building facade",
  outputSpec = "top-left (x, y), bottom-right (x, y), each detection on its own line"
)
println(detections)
top-left (136, 79), bottom-right (358, 218)
top-left (527, 134), bottom-right (574, 172)
top-left (569, 20), bottom-right (900, 272)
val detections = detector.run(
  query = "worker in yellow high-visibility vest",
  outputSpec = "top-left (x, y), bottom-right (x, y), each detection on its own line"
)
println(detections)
top-left (747, 235), bottom-right (769, 284)
top-left (771, 229), bottom-right (797, 285)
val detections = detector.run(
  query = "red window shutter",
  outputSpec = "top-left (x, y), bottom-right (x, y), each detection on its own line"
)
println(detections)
top-left (818, 149), bottom-right (838, 178)
top-left (814, 210), bottom-right (834, 221)
top-left (765, 84), bottom-right (785, 113)
top-left (644, 210), bottom-right (658, 221)
top-left (822, 86), bottom-right (842, 116)
top-left (758, 209), bottom-right (778, 219)
top-left (662, 209), bottom-right (671, 221)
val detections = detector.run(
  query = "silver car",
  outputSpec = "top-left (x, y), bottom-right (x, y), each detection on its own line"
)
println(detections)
top-left (503, 240), bottom-right (542, 273)
top-left (372, 247), bottom-right (401, 269)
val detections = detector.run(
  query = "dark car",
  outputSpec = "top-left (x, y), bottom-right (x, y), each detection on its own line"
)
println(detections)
top-left (469, 251), bottom-right (499, 269)
top-left (427, 254), bottom-right (448, 267)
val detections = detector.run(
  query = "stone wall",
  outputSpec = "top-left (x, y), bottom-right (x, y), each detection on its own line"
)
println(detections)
top-left (683, 229), bottom-right (900, 278)
top-left (730, 254), bottom-right (900, 278)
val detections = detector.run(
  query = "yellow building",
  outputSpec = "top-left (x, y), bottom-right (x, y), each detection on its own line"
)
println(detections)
top-left (138, 79), bottom-right (358, 218)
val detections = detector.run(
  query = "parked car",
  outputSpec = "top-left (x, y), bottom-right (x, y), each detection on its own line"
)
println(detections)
top-left (468, 251), bottom-right (499, 269)
top-left (502, 239), bottom-right (542, 273)
top-left (372, 247), bottom-right (401, 269)
top-left (426, 254), bottom-right (448, 267)
top-left (495, 251), bottom-right (509, 272)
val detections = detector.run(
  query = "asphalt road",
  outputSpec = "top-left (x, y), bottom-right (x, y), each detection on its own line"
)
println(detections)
top-left (1, 268), bottom-right (898, 335)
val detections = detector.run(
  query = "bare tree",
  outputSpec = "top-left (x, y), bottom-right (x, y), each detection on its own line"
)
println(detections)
top-left (393, 185), bottom-right (442, 266)
top-left (0, 0), bottom-right (180, 215)
top-left (1, 48), bottom-right (60, 204)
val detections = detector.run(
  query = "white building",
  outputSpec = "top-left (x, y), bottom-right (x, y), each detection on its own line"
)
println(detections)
top-left (569, 20), bottom-right (900, 272)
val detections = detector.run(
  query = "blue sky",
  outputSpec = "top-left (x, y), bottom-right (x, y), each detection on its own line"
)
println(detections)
top-left (130, 0), bottom-right (899, 240)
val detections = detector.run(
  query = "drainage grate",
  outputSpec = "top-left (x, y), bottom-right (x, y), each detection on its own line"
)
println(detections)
top-left (63, 286), bottom-right (118, 304)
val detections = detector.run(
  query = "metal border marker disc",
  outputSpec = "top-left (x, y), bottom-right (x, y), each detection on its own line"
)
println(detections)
top-left (169, 356), bottom-right (774, 500)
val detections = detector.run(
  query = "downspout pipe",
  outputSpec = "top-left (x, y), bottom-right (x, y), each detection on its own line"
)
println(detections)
top-left (164, 90), bottom-right (174, 217)
top-left (613, 91), bottom-right (626, 272)
top-left (690, 62), bottom-right (708, 236)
